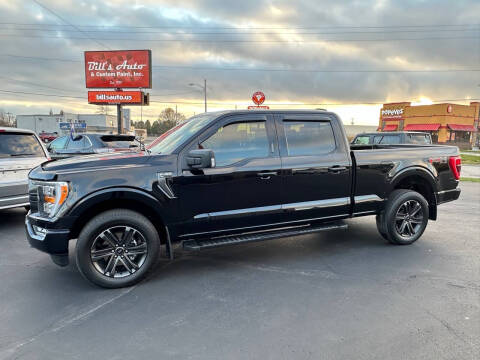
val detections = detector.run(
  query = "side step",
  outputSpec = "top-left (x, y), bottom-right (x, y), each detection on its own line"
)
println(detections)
top-left (183, 221), bottom-right (348, 251)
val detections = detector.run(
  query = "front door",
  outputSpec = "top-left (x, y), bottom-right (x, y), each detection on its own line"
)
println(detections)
top-left (275, 113), bottom-right (352, 223)
top-left (173, 113), bottom-right (283, 238)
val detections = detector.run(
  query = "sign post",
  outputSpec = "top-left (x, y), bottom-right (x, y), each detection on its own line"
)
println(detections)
top-left (84, 50), bottom-right (152, 134)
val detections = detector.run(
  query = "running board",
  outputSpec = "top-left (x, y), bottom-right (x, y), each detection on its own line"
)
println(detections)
top-left (183, 221), bottom-right (348, 251)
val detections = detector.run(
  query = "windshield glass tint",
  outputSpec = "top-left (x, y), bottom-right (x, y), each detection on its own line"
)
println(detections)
top-left (0, 133), bottom-right (44, 157)
top-left (149, 113), bottom-right (218, 154)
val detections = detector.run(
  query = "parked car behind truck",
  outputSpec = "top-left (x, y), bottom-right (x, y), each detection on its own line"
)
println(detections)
top-left (25, 110), bottom-right (461, 288)
top-left (0, 127), bottom-right (48, 210)
top-left (47, 133), bottom-right (139, 159)
top-left (352, 131), bottom-right (432, 145)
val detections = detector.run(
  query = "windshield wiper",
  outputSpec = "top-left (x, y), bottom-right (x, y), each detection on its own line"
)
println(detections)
top-left (10, 153), bottom-right (37, 156)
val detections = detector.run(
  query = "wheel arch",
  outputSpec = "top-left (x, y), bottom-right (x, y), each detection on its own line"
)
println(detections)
top-left (68, 187), bottom-right (168, 242)
top-left (389, 167), bottom-right (438, 220)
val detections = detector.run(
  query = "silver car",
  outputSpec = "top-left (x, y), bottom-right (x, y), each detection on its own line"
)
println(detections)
top-left (0, 127), bottom-right (49, 210)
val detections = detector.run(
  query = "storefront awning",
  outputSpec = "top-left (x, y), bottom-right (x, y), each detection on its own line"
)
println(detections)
top-left (383, 124), bottom-right (398, 131)
top-left (447, 124), bottom-right (476, 132)
top-left (404, 124), bottom-right (441, 131)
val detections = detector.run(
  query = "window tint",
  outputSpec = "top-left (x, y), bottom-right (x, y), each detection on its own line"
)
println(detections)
top-left (49, 136), bottom-right (67, 150)
top-left (283, 121), bottom-right (335, 156)
top-left (201, 121), bottom-right (269, 166)
top-left (354, 135), bottom-right (370, 144)
top-left (0, 133), bottom-right (44, 157)
top-left (66, 136), bottom-right (87, 150)
top-left (379, 135), bottom-right (401, 144)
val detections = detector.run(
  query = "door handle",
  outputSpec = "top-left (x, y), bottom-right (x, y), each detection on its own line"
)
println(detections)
top-left (328, 166), bottom-right (347, 173)
top-left (257, 171), bottom-right (277, 180)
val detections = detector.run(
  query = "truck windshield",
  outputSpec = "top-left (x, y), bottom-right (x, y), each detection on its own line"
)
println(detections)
top-left (149, 113), bottom-right (218, 154)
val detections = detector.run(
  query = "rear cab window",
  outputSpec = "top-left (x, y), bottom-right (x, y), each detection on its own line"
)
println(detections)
top-left (282, 120), bottom-right (336, 156)
top-left (0, 132), bottom-right (45, 158)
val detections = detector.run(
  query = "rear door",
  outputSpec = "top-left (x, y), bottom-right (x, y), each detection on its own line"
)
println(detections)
top-left (275, 114), bottom-right (352, 222)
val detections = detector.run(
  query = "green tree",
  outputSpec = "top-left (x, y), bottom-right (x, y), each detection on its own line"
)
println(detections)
top-left (145, 120), bottom-right (152, 135)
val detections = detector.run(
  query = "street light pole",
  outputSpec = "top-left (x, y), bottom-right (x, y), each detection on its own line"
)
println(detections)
top-left (189, 80), bottom-right (207, 113)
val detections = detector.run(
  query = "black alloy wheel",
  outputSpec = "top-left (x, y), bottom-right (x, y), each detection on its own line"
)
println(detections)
top-left (76, 209), bottom-right (160, 288)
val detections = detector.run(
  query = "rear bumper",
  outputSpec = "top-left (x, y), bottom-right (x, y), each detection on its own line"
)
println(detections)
top-left (436, 187), bottom-right (461, 205)
top-left (25, 212), bottom-right (76, 256)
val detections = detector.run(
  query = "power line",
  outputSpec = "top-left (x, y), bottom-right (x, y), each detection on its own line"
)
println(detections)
top-left (31, 0), bottom-right (111, 50)
top-left (0, 22), bottom-right (478, 29)
top-left (1, 54), bottom-right (478, 73)
top-left (0, 33), bottom-right (477, 42)
top-left (0, 89), bottom-right (478, 107)
top-left (1, 28), bottom-right (478, 35)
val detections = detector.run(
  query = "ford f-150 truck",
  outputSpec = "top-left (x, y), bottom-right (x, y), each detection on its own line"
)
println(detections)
top-left (25, 110), bottom-right (462, 288)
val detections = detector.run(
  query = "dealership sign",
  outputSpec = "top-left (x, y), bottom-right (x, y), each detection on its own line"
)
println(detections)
top-left (84, 50), bottom-right (152, 88)
top-left (59, 122), bottom-right (86, 130)
top-left (88, 91), bottom-right (146, 105)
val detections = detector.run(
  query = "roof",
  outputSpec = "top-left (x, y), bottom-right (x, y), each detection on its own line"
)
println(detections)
top-left (356, 131), bottom-right (430, 136)
top-left (0, 127), bottom-right (36, 134)
top-left (447, 124), bottom-right (476, 131)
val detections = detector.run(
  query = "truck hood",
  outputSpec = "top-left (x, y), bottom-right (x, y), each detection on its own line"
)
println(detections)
top-left (29, 151), bottom-right (177, 181)
top-left (41, 151), bottom-right (149, 172)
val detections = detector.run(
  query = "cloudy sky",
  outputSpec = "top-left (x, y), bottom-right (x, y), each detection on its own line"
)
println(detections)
top-left (0, 0), bottom-right (479, 124)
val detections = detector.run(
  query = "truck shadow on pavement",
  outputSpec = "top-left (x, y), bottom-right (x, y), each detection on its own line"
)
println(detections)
top-left (0, 208), bottom-right (430, 290)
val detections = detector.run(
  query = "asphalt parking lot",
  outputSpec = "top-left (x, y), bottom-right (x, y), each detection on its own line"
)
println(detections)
top-left (0, 183), bottom-right (478, 360)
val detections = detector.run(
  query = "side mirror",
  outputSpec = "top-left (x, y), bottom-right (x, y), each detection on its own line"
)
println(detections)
top-left (186, 149), bottom-right (215, 169)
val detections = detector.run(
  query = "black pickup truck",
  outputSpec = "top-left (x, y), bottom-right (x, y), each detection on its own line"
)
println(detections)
top-left (26, 110), bottom-right (462, 288)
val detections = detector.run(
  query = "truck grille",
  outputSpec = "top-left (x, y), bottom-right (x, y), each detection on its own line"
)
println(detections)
top-left (29, 187), bottom-right (39, 213)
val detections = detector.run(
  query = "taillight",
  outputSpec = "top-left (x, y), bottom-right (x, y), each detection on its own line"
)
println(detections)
top-left (448, 156), bottom-right (461, 180)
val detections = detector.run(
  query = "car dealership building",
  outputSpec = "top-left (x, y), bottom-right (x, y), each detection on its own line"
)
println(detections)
top-left (378, 102), bottom-right (479, 148)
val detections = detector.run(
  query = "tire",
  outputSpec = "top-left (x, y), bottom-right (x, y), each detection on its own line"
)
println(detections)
top-left (75, 209), bottom-right (160, 288)
top-left (380, 189), bottom-right (429, 245)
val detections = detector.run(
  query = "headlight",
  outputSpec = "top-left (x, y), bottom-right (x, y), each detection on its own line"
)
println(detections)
top-left (30, 181), bottom-right (69, 218)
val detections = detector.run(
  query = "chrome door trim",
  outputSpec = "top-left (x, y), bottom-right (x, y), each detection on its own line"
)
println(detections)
top-left (354, 194), bottom-right (383, 203)
top-left (193, 197), bottom-right (351, 220)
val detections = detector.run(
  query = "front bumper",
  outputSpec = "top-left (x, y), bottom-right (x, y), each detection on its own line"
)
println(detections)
top-left (25, 212), bottom-right (77, 257)
top-left (436, 187), bottom-right (461, 205)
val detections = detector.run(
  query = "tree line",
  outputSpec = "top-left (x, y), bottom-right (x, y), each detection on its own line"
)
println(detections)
top-left (132, 107), bottom-right (186, 136)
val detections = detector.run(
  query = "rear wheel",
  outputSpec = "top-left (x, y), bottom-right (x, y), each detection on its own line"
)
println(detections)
top-left (76, 209), bottom-right (160, 288)
top-left (379, 189), bottom-right (429, 245)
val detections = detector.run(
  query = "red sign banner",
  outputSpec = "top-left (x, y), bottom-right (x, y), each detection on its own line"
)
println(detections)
top-left (84, 50), bottom-right (152, 88)
top-left (248, 105), bottom-right (270, 109)
top-left (88, 91), bottom-right (144, 105)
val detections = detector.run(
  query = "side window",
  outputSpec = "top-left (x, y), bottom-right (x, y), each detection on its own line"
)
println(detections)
top-left (408, 134), bottom-right (430, 144)
top-left (380, 135), bottom-right (401, 144)
top-left (283, 121), bottom-right (335, 156)
top-left (66, 136), bottom-right (86, 150)
top-left (353, 136), bottom-right (370, 145)
top-left (201, 121), bottom-right (269, 167)
top-left (373, 135), bottom-right (383, 144)
top-left (49, 136), bottom-right (67, 150)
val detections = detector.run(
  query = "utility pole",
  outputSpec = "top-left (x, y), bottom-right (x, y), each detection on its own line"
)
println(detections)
top-left (204, 79), bottom-right (207, 113)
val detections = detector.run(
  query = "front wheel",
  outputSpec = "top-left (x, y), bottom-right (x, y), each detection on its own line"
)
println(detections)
top-left (379, 189), bottom-right (429, 245)
top-left (76, 209), bottom-right (160, 288)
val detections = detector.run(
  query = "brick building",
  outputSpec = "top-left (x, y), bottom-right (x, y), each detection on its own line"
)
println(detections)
top-left (378, 102), bottom-right (479, 148)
